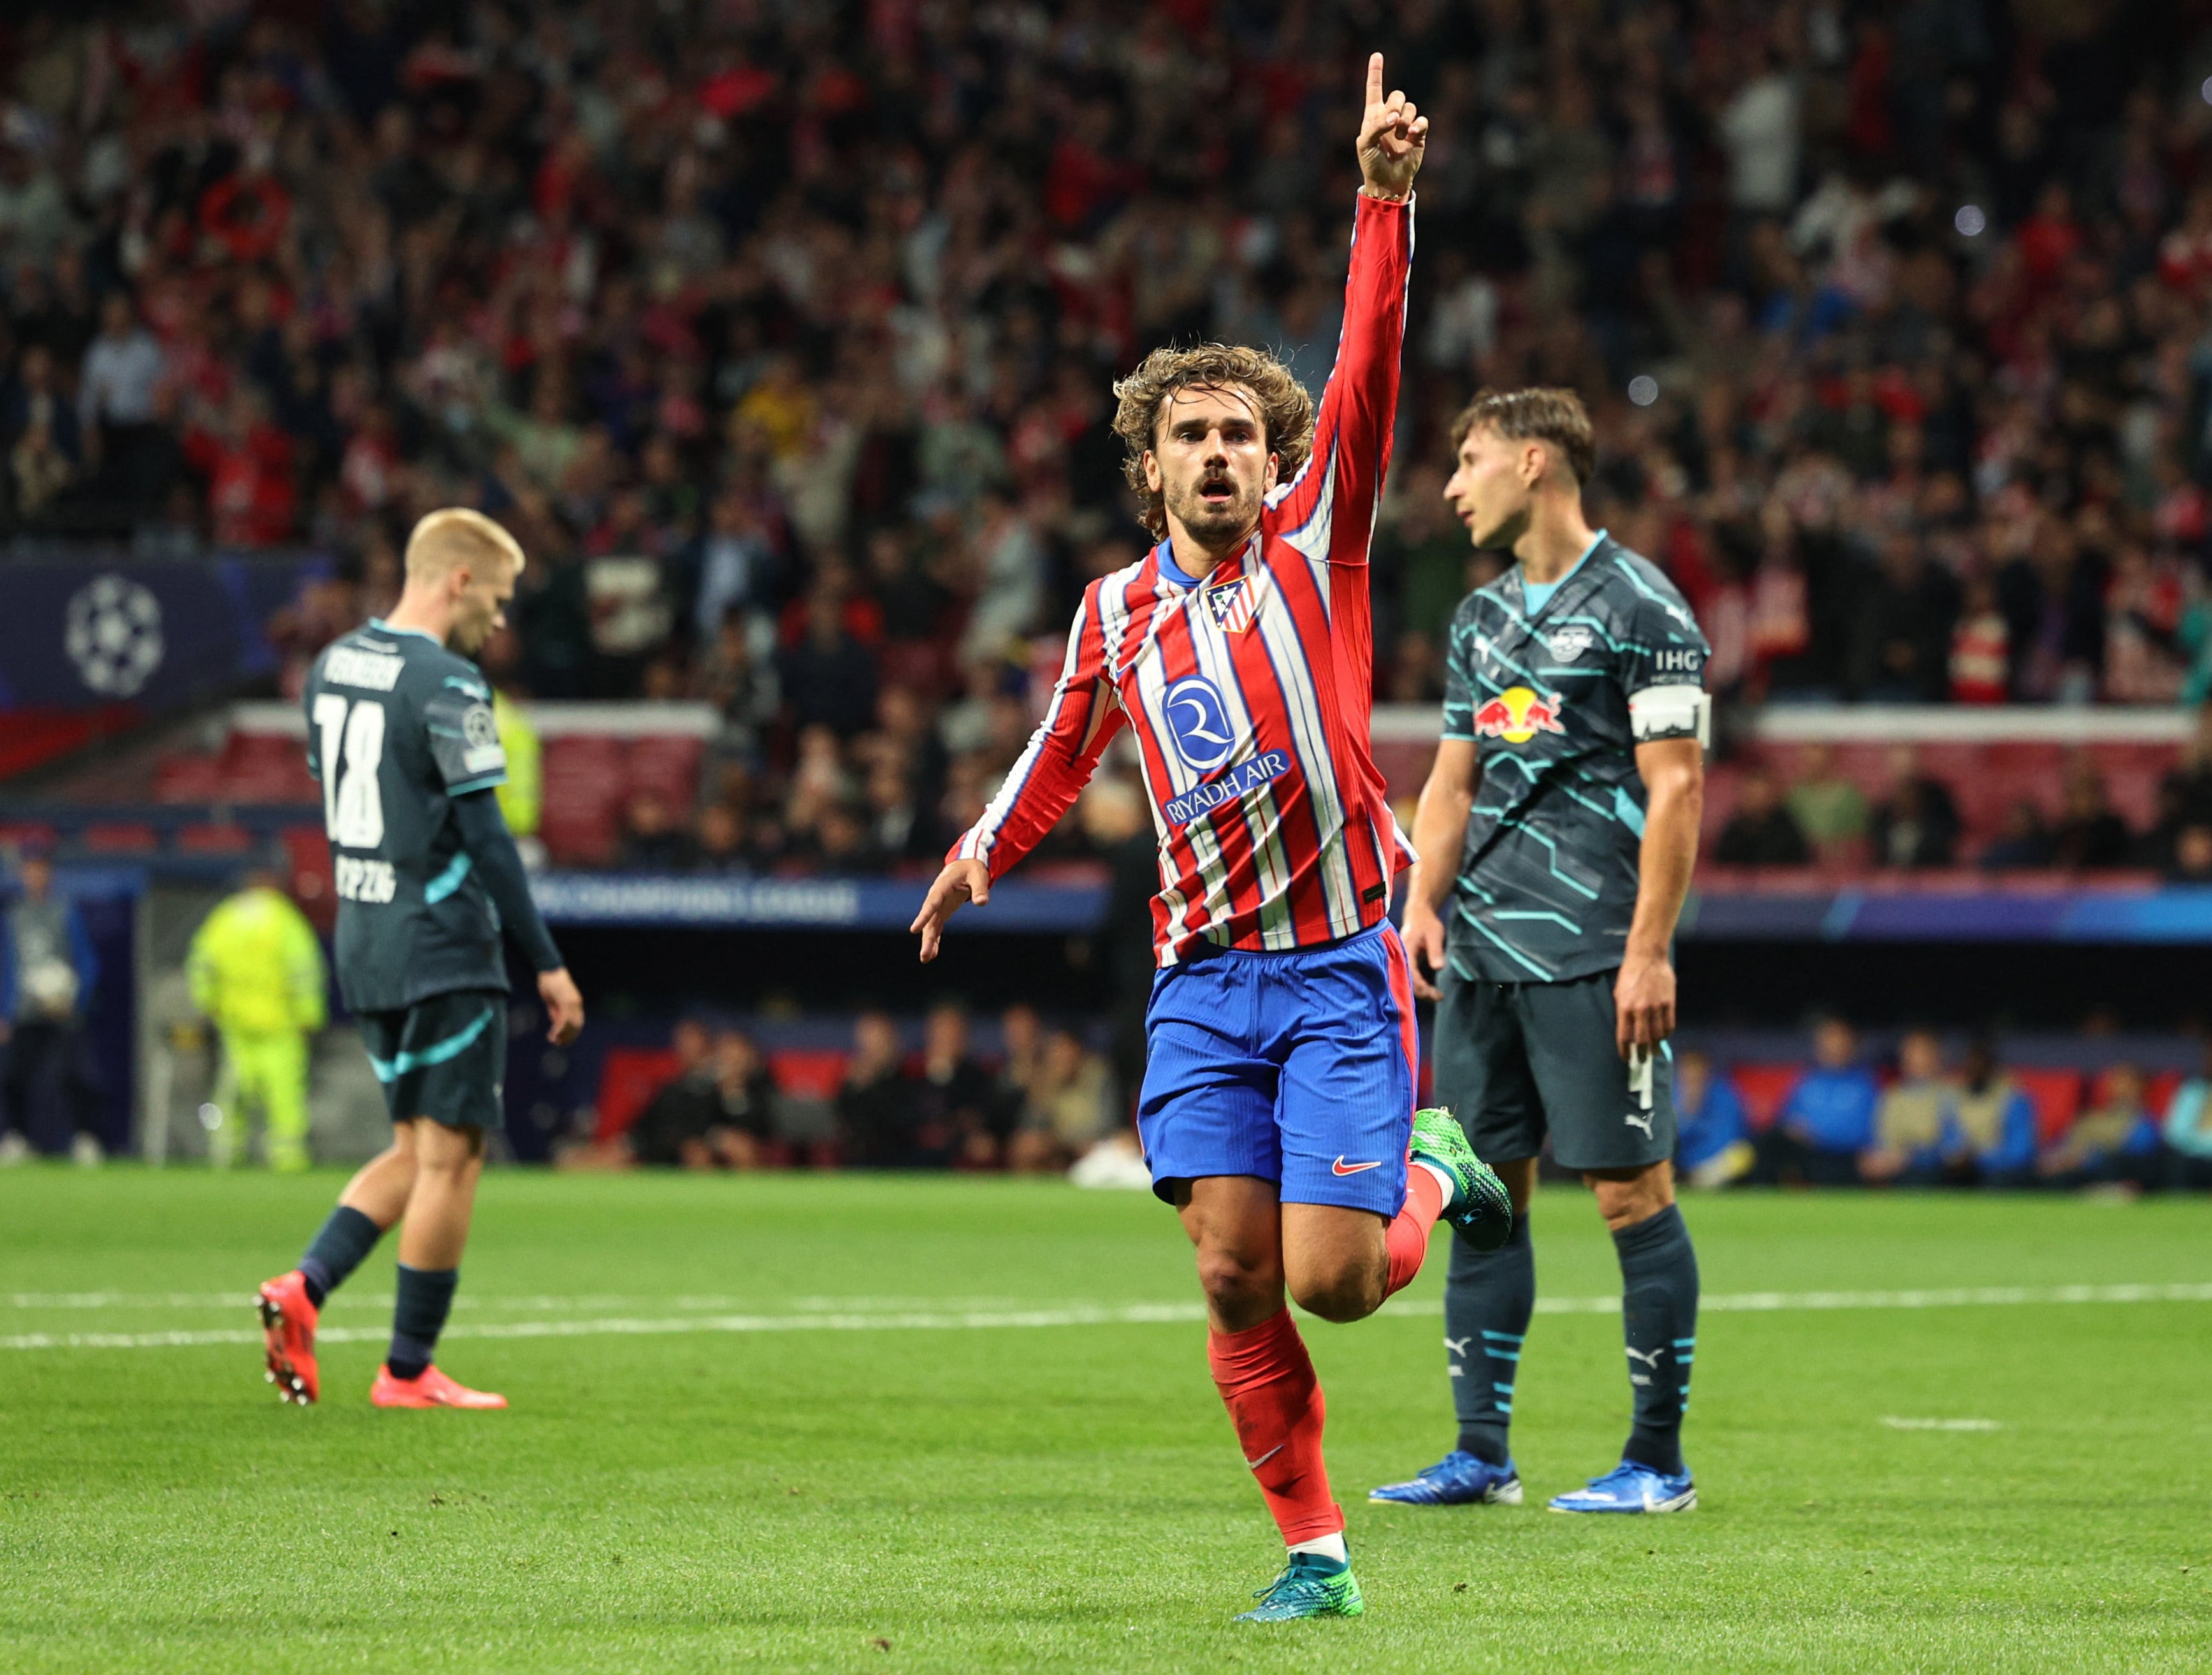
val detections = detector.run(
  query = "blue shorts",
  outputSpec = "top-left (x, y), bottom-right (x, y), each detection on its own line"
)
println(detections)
top-left (1137, 924), bottom-right (1419, 1217)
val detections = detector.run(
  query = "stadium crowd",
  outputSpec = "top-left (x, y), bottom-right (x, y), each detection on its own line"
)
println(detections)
top-left (8, 3), bottom-right (2212, 871)
top-left (551, 1002), bottom-right (2212, 1196)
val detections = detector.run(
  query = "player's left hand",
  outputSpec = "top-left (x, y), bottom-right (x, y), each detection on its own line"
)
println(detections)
top-left (1613, 953), bottom-right (1675, 1057)
top-left (539, 966), bottom-right (585, 1046)
top-left (1356, 52), bottom-right (1427, 201)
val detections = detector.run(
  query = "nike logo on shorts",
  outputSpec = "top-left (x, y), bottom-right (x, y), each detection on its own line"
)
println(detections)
top-left (1332, 1157), bottom-right (1383, 1175)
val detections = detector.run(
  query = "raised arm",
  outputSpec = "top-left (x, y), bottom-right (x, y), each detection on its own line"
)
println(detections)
top-left (913, 592), bottom-right (1128, 962)
top-left (1265, 54), bottom-right (1424, 563)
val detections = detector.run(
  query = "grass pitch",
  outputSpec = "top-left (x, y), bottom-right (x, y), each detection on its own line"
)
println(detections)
top-left (3, 1171), bottom-right (2208, 1673)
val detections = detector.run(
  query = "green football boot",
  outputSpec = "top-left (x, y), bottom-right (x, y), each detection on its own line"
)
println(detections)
top-left (1233, 1551), bottom-right (1366, 1623)
top-left (1410, 1106), bottom-right (1513, 1252)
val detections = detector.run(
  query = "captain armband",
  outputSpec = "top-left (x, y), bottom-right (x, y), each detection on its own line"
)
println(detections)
top-left (1627, 683), bottom-right (1710, 748)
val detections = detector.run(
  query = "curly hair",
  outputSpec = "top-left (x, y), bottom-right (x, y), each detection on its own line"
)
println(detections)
top-left (1447, 386), bottom-right (1596, 486)
top-left (1111, 344), bottom-right (1316, 538)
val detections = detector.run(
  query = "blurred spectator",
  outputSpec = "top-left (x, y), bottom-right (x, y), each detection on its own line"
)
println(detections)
top-left (911, 1001), bottom-right (997, 1170)
top-left (779, 588), bottom-right (879, 740)
top-left (2047, 759), bottom-right (2132, 872)
top-left (0, 853), bottom-right (102, 1166)
top-left (1753, 1017), bottom-right (1877, 1187)
top-left (2169, 823), bottom-right (2212, 885)
top-left (1715, 767), bottom-right (1811, 867)
top-left (1860, 1029), bottom-right (1949, 1186)
top-left (2160, 1042), bottom-right (2212, 1191)
top-left (2038, 1065), bottom-right (2160, 1193)
top-left (690, 802), bottom-right (758, 875)
top-left (1869, 747), bottom-right (1960, 869)
top-left (1007, 1027), bottom-right (1115, 1175)
top-left (616, 789), bottom-right (691, 872)
top-left (2, 343), bottom-right (80, 523)
top-left (991, 1004), bottom-right (1046, 1140)
top-left (1940, 1038), bottom-right (2039, 1188)
top-left (1783, 746), bottom-right (1869, 863)
top-left (1673, 1047), bottom-right (1752, 1190)
top-left (1980, 801), bottom-right (2056, 872)
top-left (1080, 776), bottom-right (1159, 1117)
top-left (1948, 576), bottom-right (2013, 704)
top-left (835, 1010), bottom-right (916, 1170)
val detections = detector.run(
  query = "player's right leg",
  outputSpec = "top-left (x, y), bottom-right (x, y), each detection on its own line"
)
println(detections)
top-left (369, 991), bottom-right (510, 1407)
top-left (1143, 956), bottom-right (1357, 1621)
top-left (258, 1120), bottom-right (417, 1403)
top-left (1371, 971), bottom-right (1543, 1507)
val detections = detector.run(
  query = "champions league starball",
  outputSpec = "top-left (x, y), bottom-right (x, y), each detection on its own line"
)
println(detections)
top-left (63, 575), bottom-right (164, 699)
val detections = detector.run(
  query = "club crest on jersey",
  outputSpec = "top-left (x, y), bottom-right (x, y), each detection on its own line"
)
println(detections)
top-left (1162, 675), bottom-right (1238, 770)
top-left (1547, 624), bottom-right (1596, 662)
top-left (1204, 576), bottom-right (1258, 635)
top-left (1472, 685), bottom-right (1566, 744)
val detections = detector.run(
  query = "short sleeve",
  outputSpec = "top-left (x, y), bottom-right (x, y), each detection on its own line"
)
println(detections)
top-left (424, 673), bottom-right (507, 793)
top-left (1617, 580), bottom-right (1711, 746)
top-left (1441, 605), bottom-right (1479, 741)
top-left (1616, 584), bottom-right (1710, 700)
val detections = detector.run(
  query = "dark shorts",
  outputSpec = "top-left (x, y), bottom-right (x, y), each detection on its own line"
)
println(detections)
top-left (358, 989), bottom-right (507, 1133)
top-left (1432, 968), bottom-right (1673, 1172)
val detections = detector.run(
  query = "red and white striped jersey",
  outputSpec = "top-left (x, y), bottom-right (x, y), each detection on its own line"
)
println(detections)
top-left (950, 192), bottom-right (1414, 966)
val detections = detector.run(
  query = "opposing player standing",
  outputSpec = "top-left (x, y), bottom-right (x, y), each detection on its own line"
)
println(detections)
top-left (912, 56), bottom-right (1510, 1621)
top-left (256, 509), bottom-right (584, 1410)
top-left (1368, 389), bottom-right (1709, 1514)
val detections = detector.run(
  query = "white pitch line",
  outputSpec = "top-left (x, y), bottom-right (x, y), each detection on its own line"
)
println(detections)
top-left (1883, 1417), bottom-right (2002, 1432)
top-left (3, 1281), bottom-right (2210, 1354)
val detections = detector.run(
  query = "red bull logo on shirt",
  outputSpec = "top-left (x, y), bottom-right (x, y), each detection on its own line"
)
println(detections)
top-left (1472, 685), bottom-right (1566, 744)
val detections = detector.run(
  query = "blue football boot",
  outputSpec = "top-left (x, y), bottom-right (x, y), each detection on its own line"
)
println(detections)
top-left (1368, 1449), bottom-right (1524, 1506)
top-left (1547, 1460), bottom-right (1696, 1514)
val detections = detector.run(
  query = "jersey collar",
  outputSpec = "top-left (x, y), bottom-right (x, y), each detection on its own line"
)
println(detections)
top-left (1152, 531), bottom-right (1259, 590)
top-left (366, 616), bottom-right (444, 646)
top-left (1513, 529), bottom-right (1610, 625)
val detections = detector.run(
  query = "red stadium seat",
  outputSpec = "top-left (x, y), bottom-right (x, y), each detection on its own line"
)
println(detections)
top-left (176, 823), bottom-right (255, 853)
top-left (1729, 1063), bottom-right (1800, 1131)
top-left (594, 1048), bottom-right (683, 1142)
top-left (82, 822), bottom-right (158, 853)
top-left (2011, 1068), bottom-right (2084, 1146)
top-left (770, 1049), bottom-right (849, 1101)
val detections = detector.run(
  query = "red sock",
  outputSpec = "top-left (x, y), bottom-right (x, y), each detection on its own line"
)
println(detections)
top-left (1206, 1308), bottom-right (1341, 1544)
top-left (1383, 1163), bottom-right (1447, 1296)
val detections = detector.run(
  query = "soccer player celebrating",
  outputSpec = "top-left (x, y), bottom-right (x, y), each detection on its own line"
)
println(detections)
top-left (911, 56), bottom-right (1510, 1622)
top-left (256, 509), bottom-right (585, 1409)
top-left (1368, 389), bottom-right (1709, 1515)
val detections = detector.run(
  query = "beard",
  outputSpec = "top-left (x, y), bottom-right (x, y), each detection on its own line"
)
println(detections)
top-left (1165, 473), bottom-right (1262, 544)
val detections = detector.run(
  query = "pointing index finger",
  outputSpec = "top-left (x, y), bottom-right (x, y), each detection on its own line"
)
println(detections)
top-left (1365, 52), bottom-right (1384, 110)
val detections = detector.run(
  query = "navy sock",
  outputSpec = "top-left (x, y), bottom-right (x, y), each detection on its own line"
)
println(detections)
top-left (299, 1206), bottom-right (383, 1309)
top-left (1445, 1212), bottom-right (1533, 1467)
top-left (1614, 1203), bottom-right (1698, 1477)
top-left (387, 1265), bottom-right (459, 1381)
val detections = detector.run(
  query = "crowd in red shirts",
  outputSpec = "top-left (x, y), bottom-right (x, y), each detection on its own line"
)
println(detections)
top-left (6, 3), bottom-right (2212, 872)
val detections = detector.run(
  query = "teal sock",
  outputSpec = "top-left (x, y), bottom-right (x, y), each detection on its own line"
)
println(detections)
top-left (387, 1266), bottom-right (459, 1380)
top-left (299, 1207), bottom-right (382, 1308)
top-left (1615, 1204), bottom-right (1698, 1476)
top-left (1446, 1214), bottom-right (1532, 1466)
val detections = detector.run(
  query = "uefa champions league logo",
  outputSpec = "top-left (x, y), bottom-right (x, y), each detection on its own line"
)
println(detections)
top-left (64, 574), bottom-right (164, 697)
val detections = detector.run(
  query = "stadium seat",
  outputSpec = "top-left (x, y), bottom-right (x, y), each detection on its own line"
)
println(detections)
top-left (175, 823), bottom-right (255, 853)
top-left (82, 822), bottom-right (159, 854)
top-left (2011, 1068), bottom-right (2085, 1146)
top-left (768, 1049), bottom-right (849, 1101)
top-left (1729, 1063), bottom-right (1800, 1131)
top-left (593, 1047), bottom-right (683, 1142)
